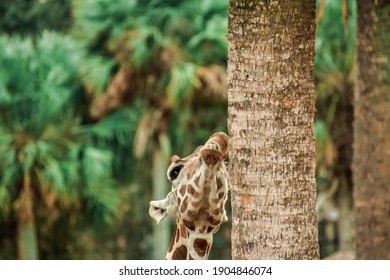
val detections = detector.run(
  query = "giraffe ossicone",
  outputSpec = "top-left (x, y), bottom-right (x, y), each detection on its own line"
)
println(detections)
top-left (149, 132), bottom-right (230, 260)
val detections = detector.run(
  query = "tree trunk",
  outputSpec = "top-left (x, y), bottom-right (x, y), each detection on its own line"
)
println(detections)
top-left (227, 0), bottom-right (319, 259)
top-left (353, 0), bottom-right (390, 260)
top-left (151, 135), bottom-right (170, 259)
top-left (16, 172), bottom-right (38, 260)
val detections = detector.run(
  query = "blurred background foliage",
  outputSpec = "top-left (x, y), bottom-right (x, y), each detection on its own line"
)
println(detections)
top-left (315, 0), bottom-right (356, 259)
top-left (0, 0), bottom-right (355, 259)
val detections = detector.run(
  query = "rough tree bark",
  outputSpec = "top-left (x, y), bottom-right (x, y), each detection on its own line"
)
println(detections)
top-left (353, 0), bottom-right (390, 260)
top-left (227, 0), bottom-right (320, 259)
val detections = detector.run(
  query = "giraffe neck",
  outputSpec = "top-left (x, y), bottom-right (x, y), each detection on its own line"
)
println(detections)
top-left (166, 221), bottom-right (213, 260)
top-left (165, 164), bottom-right (228, 260)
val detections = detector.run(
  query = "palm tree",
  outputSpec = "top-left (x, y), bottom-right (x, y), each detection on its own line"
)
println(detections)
top-left (227, 0), bottom-right (320, 259)
top-left (0, 32), bottom-right (122, 259)
top-left (353, 0), bottom-right (390, 259)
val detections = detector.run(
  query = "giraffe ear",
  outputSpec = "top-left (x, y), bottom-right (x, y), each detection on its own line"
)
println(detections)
top-left (208, 132), bottom-right (228, 157)
top-left (200, 149), bottom-right (223, 165)
top-left (201, 132), bottom-right (229, 165)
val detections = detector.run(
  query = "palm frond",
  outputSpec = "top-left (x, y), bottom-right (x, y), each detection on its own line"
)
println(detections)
top-left (0, 32), bottom-right (84, 136)
top-left (73, 0), bottom-right (138, 42)
top-left (83, 183), bottom-right (122, 226)
top-left (167, 62), bottom-right (199, 106)
top-left (81, 55), bottom-right (114, 95)
top-left (82, 147), bottom-right (113, 183)
top-left (81, 108), bottom-right (139, 145)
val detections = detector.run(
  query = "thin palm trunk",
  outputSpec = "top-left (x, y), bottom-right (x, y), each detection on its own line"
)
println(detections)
top-left (152, 141), bottom-right (170, 259)
top-left (227, 0), bottom-right (319, 259)
top-left (17, 171), bottom-right (38, 260)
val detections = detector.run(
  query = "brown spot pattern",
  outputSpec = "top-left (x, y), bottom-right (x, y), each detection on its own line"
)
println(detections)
top-left (208, 215), bottom-right (221, 226)
top-left (212, 198), bottom-right (220, 204)
top-left (193, 238), bottom-right (209, 257)
top-left (179, 223), bottom-right (187, 238)
top-left (179, 185), bottom-right (186, 197)
top-left (201, 149), bottom-right (222, 165)
top-left (194, 176), bottom-right (200, 185)
top-left (172, 245), bottom-right (188, 260)
top-left (180, 196), bottom-right (189, 212)
top-left (175, 228), bottom-right (180, 243)
top-left (207, 226), bottom-right (214, 233)
top-left (193, 190), bottom-right (201, 199)
top-left (187, 210), bottom-right (196, 218)
top-left (216, 177), bottom-right (223, 190)
top-left (187, 184), bottom-right (195, 195)
top-left (183, 219), bottom-right (195, 231)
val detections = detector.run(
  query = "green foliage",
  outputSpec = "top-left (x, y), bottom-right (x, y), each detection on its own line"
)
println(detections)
top-left (0, 32), bottom-right (83, 136)
top-left (315, 0), bottom-right (356, 258)
top-left (81, 56), bottom-right (114, 94)
top-left (73, 0), bottom-right (229, 154)
top-left (167, 62), bottom-right (199, 105)
top-left (314, 0), bottom-right (356, 165)
top-left (0, 0), bottom-right (72, 35)
top-left (73, 0), bottom-right (228, 65)
top-left (72, 0), bottom-right (230, 259)
top-left (0, 32), bottom-right (128, 230)
top-left (1, 0), bottom-right (230, 259)
top-left (315, 0), bottom-right (355, 74)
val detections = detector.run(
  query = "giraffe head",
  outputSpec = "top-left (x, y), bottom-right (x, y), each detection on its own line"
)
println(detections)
top-left (149, 132), bottom-right (230, 259)
top-left (167, 132), bottom-right (228, 186)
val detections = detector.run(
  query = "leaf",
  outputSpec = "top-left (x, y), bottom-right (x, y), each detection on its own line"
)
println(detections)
top-left (82, 146), bottom-right (113, 184)
top-left (0, 147), bottom-right (20, 188)
top-left (82, 108), bottom-right (138, 145)
top-left (0, 186), bottom-right (11, 211)
top-left (42, 160), bottom-right (67, 195)
top-left (73, 0), bottom-right (138, 42)
top-left (83, 183), bottom-right (122, 226)
top-left (0, 32), bottom-right (84, 136)
top-left (167, 62), bottom-right (200, 106)
top-left (21, 143), bottom-right (37, 172)
top-left (81, 55), bottom-right (114, 94)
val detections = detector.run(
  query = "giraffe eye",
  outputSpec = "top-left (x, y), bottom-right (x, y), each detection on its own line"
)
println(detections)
top-left (169, 165), bottom-right (184, 181)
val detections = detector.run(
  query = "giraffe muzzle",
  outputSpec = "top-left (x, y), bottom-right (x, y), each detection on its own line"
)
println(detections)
top-left (149, 191), bottom-right (178, 224)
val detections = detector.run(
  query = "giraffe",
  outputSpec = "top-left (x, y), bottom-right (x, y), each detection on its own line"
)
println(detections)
top-left (149, 132), bottom-right (230, 260)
